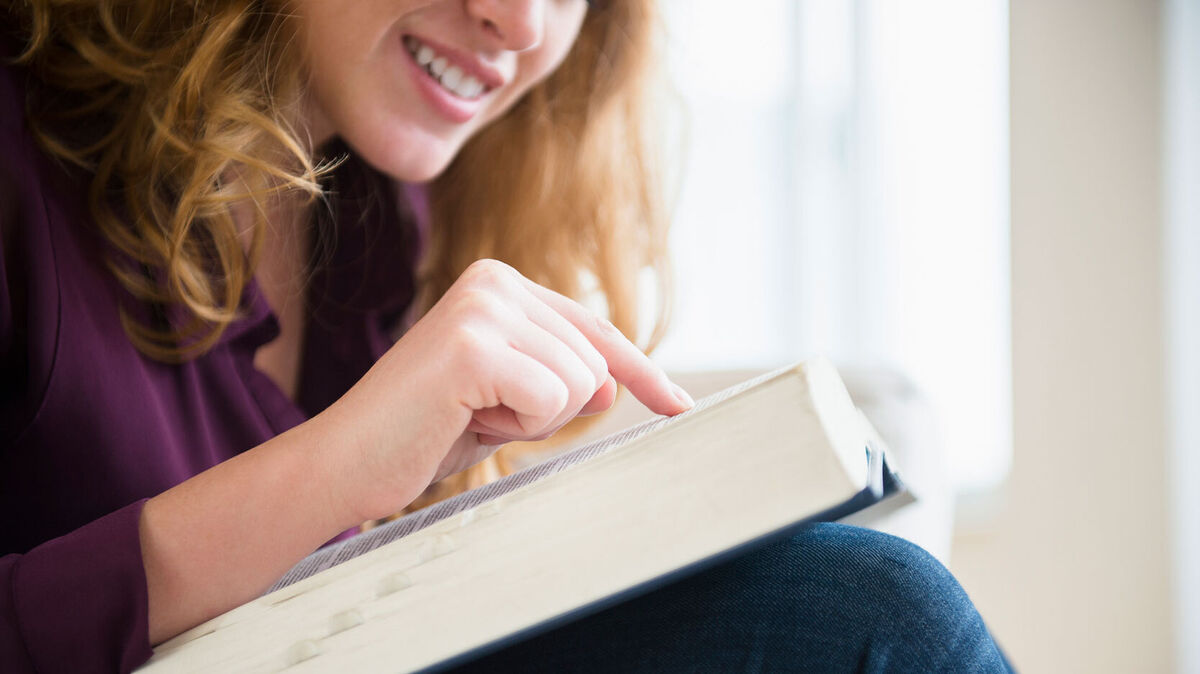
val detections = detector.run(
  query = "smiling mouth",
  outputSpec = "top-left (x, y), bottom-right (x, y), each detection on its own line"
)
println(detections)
top-left (403, 36), bottom-right (491, 101)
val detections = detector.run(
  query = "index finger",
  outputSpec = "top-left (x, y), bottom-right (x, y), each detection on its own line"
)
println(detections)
top-left (516, 275), bottom-right (693, 416)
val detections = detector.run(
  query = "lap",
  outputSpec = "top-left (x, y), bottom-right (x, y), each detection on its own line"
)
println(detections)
top-left (450, 523), bottom-right (1012, 673)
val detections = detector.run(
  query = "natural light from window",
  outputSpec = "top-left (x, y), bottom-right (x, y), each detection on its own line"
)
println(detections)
top-left (652, 0), bottom-right (1011, 496)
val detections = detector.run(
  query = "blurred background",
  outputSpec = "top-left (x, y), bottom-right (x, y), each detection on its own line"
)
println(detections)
top-left (647, 0), bottom-right (1198, 671)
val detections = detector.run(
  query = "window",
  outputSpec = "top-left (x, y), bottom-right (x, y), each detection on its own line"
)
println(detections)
top-left (653, 0), bottom-right (1010, 494)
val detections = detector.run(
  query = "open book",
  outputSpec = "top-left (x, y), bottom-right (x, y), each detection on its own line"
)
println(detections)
top-left (140, 359), bottom-right (908, 673)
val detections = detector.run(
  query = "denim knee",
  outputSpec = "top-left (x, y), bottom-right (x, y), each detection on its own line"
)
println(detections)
top-left (734, 523), bottom-right (1010, 672)
top-left (455, 523), bottom-right (1011, 673)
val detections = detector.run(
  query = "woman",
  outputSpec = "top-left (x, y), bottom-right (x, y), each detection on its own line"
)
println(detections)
top-left (0, 0), bottom-right (1012, 671)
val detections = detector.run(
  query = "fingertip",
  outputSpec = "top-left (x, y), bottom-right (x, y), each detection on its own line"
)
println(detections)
top-left (579, 375), bottom-right (618, 416)
top-left (600, 373), bottom-right (618, 401)
top-left (619, 367), bottom-right (691, 417)
top-left (670, 382), bottom-right (695, 413)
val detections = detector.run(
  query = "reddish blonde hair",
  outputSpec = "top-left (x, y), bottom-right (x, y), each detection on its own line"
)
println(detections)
top-left (5, 0), bottom-right (671, 507)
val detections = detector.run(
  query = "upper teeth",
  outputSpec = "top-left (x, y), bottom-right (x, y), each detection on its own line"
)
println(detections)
top-left (404, 36), bottom-right (487, 100)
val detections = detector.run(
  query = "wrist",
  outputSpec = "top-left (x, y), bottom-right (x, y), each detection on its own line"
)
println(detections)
top-left (305, 397), bottom-right (435, 524)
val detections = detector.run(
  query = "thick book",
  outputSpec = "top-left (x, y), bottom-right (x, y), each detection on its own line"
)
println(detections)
top-left (139, 359), bottom-right (908, 673)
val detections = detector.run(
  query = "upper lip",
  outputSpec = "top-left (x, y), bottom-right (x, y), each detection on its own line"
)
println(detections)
top-left (406, 34), bottom-right (507, 91)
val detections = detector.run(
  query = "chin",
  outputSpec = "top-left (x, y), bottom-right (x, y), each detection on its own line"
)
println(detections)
top-left (343, 125), bottom-right (465, 183)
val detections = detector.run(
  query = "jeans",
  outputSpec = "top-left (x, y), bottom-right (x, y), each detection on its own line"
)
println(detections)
top-left (450, 523), bottom-right (1013, 673)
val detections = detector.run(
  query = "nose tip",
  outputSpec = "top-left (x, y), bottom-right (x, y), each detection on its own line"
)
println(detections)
top-left (468, 0), bottom-right (544, 52)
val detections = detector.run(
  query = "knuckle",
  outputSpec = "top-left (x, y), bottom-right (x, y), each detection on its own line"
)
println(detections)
top-left (517, 380), bottom-right (569, 438)
top-left (579, 363), bottom-right (601, 396)
top-left (456, 287), bottom-right (507, 323)
top-left (541, 379), bottom-right (571, 420)
top-left (586, 352), bottom-right (609, 388)
top-left (464, 258), bottom-right (514, 286)
top-left (448, 325), bottom-right (491, 373)
top-left (562, 370), bottom-right (596, 408)
top-left (593, 314), bottom-right (623, 340)
top-left (465, 257), bottom-right (501, 275)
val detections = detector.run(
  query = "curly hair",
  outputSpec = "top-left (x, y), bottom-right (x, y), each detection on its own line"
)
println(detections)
top-left (4, 0), bottom-right (671, 503)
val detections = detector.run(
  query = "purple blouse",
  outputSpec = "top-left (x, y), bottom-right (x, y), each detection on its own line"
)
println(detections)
top-left (0, 60), bottom-right (423, 672)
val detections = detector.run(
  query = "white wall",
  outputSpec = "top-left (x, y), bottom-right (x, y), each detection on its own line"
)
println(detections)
top-left (1165, 0), bottom-right (1200, 670)
top-left (951, 0), bottom-right (1173, 670)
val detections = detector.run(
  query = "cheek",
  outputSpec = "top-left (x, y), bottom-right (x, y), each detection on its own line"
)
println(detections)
top-left (517, 51), bottom-right (564, 92)
top-left (299, 1), bottom-right (405, 103)
top-left (501, 13), bottom-right (588, 110)
top-left (537, 8), bottom-right (589, 80)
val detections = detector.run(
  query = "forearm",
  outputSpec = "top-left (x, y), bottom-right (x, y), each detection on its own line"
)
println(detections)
top-left (133, 258), bottom-right (692, 648)
top-left (138, 416), bottom-right (375, 646)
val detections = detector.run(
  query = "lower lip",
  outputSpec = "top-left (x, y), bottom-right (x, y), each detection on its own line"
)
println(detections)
top-left (402, 40), bottom-right (486, 124)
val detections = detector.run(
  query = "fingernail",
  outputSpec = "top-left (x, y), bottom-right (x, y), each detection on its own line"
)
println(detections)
top-left (671, 382), bottom-right (695, 410)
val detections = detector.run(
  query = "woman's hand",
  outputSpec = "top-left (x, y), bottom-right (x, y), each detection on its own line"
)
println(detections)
top-left (139, 258), bottom-right (692, 643)
top-left (317, 259), bottom-right (694, 522)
